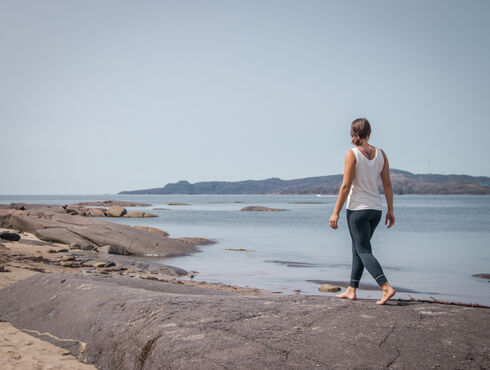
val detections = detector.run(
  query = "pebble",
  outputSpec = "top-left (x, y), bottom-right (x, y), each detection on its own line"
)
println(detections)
top-left (61, 256), bottom-right (75, 261)
top-left (60, 261), bottom-right (76, 267)
top-left (93, 262), bottom-right (106, 268)
top-left (69, 243), bottom-right (81, 250)
top-left (318, 284), bottom-right (341, 293)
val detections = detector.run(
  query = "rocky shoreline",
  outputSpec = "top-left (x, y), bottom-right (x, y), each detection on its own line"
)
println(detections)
top-left (0, 202), bottom-right (213, 258)
top-left (0, 202), bottom-right (489, 369)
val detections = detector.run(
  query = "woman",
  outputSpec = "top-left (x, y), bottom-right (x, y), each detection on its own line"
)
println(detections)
top-left (329, 118), bottom-right (396, 305)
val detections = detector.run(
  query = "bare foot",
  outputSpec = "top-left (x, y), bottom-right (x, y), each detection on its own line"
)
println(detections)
top-left (376, 285), bottom-right (396, 305)
top-left (335, 288), bottom-right (356, 300)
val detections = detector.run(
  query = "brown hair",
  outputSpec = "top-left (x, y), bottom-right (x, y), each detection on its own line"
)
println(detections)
top-left (350, 118), bottom-right (371, 145)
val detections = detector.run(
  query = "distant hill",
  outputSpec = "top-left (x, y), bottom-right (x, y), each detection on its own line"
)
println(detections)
top-left (119, 169), bottom-right (490, 195)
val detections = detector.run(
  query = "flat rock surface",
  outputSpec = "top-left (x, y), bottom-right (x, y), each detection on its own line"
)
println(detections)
top-left (0, 273), bottom-right (488, 369)
top-left (241, 206), bottom-right (288, 212)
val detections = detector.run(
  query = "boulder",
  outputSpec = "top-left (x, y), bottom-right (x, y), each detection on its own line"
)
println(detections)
top-left (240, 206), bottom-right (288, 212)
top-left (124, 211), bottom-right (157, 218)
top-left (123, 211), bottom-right (145, 218)
top-left (105, 206), bottom-right (127, 217)
top-left (2, 207), bottom-right (201, 257)
top-left (132, 226), bottom-right (169, 236)
top-left (87, 208), bottom-right (106, 217)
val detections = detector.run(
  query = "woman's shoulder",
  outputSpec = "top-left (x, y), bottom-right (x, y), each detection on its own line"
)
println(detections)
top-left (377, 147), bottom-right (387, 159)
top-left (345, 148), bottom-right (357, 163)
top-left (346, 148), bottom-right (357, 157)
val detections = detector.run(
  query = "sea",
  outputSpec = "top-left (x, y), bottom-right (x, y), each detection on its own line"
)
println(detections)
top-left (1, 194), bottom-right (489, 305)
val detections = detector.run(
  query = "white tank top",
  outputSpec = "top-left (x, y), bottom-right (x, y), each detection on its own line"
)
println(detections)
top-left (346, 146), bottom-right (384, 211)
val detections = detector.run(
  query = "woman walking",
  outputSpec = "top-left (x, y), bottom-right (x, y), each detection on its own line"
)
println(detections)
top-left (329, 118), bottom-right (396, 305)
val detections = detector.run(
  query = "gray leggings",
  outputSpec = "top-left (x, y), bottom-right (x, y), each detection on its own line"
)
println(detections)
top-left (346, 209), bottom-right (387, 288)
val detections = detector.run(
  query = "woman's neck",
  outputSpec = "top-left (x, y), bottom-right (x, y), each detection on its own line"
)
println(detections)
top-left (356, 139), bottom-right (370, 147)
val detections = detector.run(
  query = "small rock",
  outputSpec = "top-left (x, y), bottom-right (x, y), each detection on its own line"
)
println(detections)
top-left (318, 284), bottom-right (341, 293)
top-left (93, 262), bottom-right (106, 268)
top-left (105, 261), bottom-right (116, 268)
top-left (97, 245), bottom-right (111, 254)
top-left (0, 232), bottom-right (21, 241)
top-left (47, 248), bottom-right (57, 253)
top-left (9, 203), bottom-right (26, 210)
top-left (69, 243), bottom-right (81, 250)
top-left (81, 244), bottom-right (95, 251)
top-left (105, 206), bottom-right (127, 217)
top-left (60, 261), bottom-right (76, 267)
top-left (80, 260), bottom-right (96, 267)
top-left (57, 248), bottom-right (69, 253)
top-left (0, 266), bottom-right (11, 272)
top-left (97, 245), bottom-right (130, 255)
top-left (65, 208), bottom-right (79, 215)
top-left (61, 255), bottom-right (75, 261)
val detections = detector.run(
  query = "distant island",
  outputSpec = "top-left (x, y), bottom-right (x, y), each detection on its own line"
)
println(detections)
top-left (119, 169), bottom-right (490, 195)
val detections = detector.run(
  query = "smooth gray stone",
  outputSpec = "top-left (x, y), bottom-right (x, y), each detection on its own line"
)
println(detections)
top-left (0, 274), bottom-right (488, 370)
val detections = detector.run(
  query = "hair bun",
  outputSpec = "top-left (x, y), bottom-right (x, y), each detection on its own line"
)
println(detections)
top-left (350, 118), bottom-right (371, 145)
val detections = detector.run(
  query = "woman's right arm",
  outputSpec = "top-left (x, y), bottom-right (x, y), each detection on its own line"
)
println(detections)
top-left (329, 150), bottom-right (356, 230)
top-left (380, 149), bottom-right (395, 228)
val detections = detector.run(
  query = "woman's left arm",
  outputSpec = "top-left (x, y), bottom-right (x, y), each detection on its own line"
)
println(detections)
top-left (329, 150), bottom-right (356, 230)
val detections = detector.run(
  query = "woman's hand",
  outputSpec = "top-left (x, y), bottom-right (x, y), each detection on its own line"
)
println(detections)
top-left (385, 210), bottom-right (395, 228)
top-left (329, 212), bottom-right (339, 230)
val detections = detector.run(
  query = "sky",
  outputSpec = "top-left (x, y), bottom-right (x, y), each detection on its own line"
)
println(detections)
top-left (1, 0), bottom-right (489, 194)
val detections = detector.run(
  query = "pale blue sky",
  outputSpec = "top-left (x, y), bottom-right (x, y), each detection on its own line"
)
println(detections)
top-left (1, 0), bottom-right (489, 194)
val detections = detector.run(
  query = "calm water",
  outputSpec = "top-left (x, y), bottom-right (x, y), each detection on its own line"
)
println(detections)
top-left (1, 194), bottom-right (489, 305)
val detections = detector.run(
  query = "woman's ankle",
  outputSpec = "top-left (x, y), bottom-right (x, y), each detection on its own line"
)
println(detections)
top-left (380, 282), bottom-right (392, 291)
